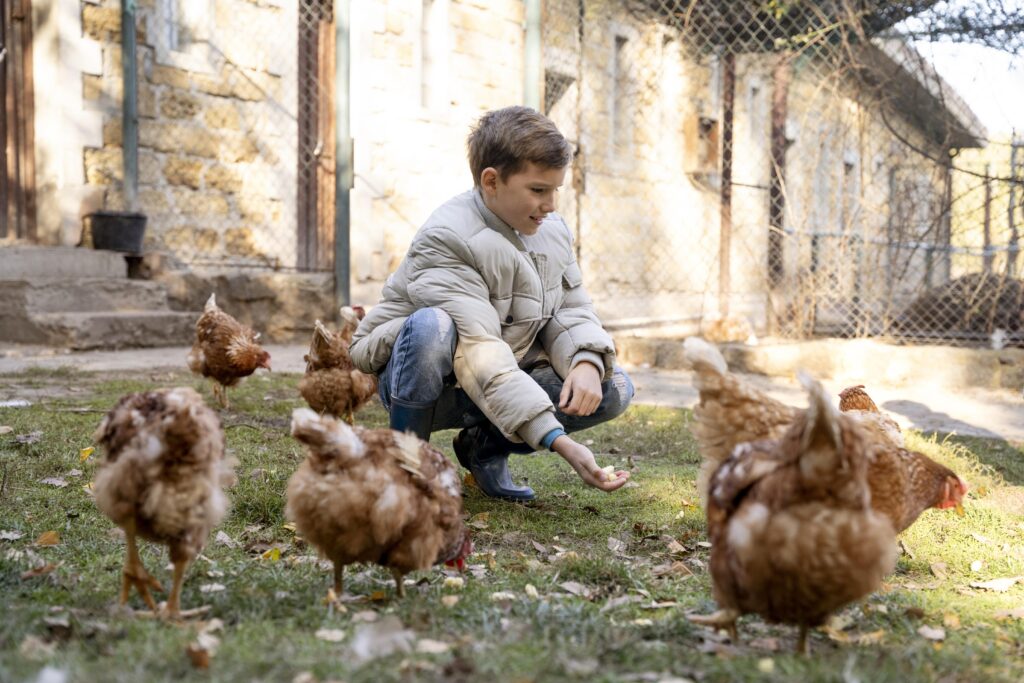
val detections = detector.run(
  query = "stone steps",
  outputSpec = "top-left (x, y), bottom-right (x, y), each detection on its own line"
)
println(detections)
top-left (0, 278), bottom-right (171, 313)
top-left (27, 311), bottom-right (196, 350)
top-left (0, 246), bottom-right (127, 279)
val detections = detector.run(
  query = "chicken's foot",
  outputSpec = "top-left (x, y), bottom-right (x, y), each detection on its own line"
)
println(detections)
top-left (392, 568), bottom-right (406, 598)
top-left (687, 608), bottom-right (740, 642)
top-left (120, 532), bottom-right (162, 612)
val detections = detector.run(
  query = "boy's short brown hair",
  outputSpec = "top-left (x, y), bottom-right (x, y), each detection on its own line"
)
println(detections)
top-left (467, 106), bottom-right (572, 186)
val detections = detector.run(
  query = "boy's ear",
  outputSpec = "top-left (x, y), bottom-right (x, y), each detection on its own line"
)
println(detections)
top-left (480, 167), bottom-right (499, 194)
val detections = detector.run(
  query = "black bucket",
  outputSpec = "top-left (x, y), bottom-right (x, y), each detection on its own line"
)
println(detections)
top-left (86, 211), bottom-right (147, 255)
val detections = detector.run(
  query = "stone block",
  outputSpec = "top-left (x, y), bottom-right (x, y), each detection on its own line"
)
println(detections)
top-left (160, 91), bottom-right (201, 119)
top-left (138, 188), bottom-right (169, 212)
top-left (83, 5), bottom-right (120, 41)
top-left (225, 227), bottom-right (265, 257)
top-left (83, 75), bottom-right (103, 102)
top-left (148, 64), bottom-right (191, 89)
top-left (138, 150), bottom-right (162, 183)
top-left (138, 84), bottom-right (157, 118)
top-left (220, 135), bottom-right (259, 163)
top-left (163, 156), bottom-right (204, 189)
top-left (205, 165), bottom-right (242, 193)
top-left (204, 102), bottom-right (242, 130)
top-left (162, 225), bottom-right (220, 252)
top-left (237, 194), bottom-right (282, 223)
top-left (84, 147), bottom-right (124, 184)
top-left (170, 189), bottom-right (230, 216)
top-left (103, 119), bottom-right (123, 147)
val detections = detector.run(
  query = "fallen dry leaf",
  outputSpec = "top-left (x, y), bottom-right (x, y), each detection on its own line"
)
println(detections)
top-left (39, 478), bottom-right (68, 488)
top-left (524, 584), bottom-right (539, 599)
top-left (443, 576), bottom-right (464, 590)
top-left (559, 581), bottom-right (591, 598)
top-left (79, 447), bottom-right (94, 462)
top-left (261, 547), bottom-right (281, 562)
top-left (0, 426), bottom-right (13, 435)
top-left (16, 431), bottom-right (43, 445)
top-left (749, 637), bottom-right (781, 651)
top-left (918, 625), bottom-right (946, 641)
top-left (930, 562), bottom-right (948, 580)
top-left (186, 643), bottom-right (211, 669)
top-left (607, 536), bottom-right (627, 554)
top-left (1, 530), bottom-right (24, 541)
top-left (199, 583), bottom-right (226, 593)
top-left (415, 639), bottom-right (451, 654)
top-left (490, 591), bottom-right (517, 603)
top-left (315, 628), bottom-right (346, 642)
top-left (369, 590), bottom-right (388, 602)
top-left (214, 531), bottom-right (239, 549)
top-left (531, 540), bottom-right (547, 554)
top-left (993, 607), bottom-right (1024, 620)
top-left (970, 576), bottom-right (1021, 592)
top-left (943, 612), bottom-right (961, 630)
top-left (758, 658), bottom-right (775, 673)
top-left (35, 531), bottom-right (60, 547)
top-left (441, 595), bottom-right (460, 607)
top-left (21, 562), bottom-right (60, 579)
top-left (19, 635), bottom-right (56, 660)
top-left (349, 616), bottom-right (414, 663)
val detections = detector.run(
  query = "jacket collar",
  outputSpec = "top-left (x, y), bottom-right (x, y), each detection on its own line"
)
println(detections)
top-left (472, 188), bottom-right (527, 252)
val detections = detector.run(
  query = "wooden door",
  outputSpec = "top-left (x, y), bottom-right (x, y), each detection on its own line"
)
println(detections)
top-left (1, 0), bottom-right (35, 241)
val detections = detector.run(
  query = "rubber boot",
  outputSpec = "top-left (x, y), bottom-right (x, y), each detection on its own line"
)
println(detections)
top-left (452, 425), bottom-right (535, 502)
top-left (389, 402), bottom-right (435, 442)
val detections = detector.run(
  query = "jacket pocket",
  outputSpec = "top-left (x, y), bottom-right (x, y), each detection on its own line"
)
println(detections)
top-left (562, 262), bottom-right (583, 289)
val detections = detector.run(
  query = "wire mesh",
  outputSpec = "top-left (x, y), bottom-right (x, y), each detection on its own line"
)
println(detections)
top-left (541, 0), bottom-right (1024, 346)
top-left (84, 0), bottom-right (332, 271)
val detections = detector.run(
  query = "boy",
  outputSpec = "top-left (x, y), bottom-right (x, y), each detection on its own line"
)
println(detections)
top-left (349, 106), bottom-right (634, 501)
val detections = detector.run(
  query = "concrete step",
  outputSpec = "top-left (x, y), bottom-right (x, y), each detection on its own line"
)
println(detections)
top-left (0, 246), bottom-right (127, 278)
top-left (0, 278), bottom-right (171, 313)
top-left (27, 311), bottom-right (196, 350)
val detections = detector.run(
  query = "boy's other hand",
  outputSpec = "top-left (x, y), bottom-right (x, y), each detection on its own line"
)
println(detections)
top-left (559, 362), bottom-right (603, 416)
top-left (552, 436), bottom-right (632, 492)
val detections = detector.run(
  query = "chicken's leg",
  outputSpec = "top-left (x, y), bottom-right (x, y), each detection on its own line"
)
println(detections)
top-left (796, 625), bottom-right (810, 655)
top-left (333, 563), bottom-right (344, 596)
top-left (392, 568), bottom-right (406, 598)
top-left (120, 531), bottom-right (162, 612)
top-left (687, 608), bottom-right (740, 642)
top-left (163, 557), bottom-right (190, 619)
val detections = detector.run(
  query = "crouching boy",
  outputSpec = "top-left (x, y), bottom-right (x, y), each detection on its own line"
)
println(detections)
top-left (349, 106), bottom-right (634, 501)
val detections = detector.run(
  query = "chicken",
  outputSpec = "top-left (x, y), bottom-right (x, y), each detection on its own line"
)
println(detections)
top-left (684, 337), bottom-right (967, 533)
top-left (689, 373), bottom-right (898, 654)
top-left (93, 388), bottom-right (235, 618)
top-left (285, 409), bottom-right (472, 600)
top-left (187, 293), bottom-right (271, 408)
top-left (838, 384), bottom-right (904, 447)
top-left (298, 308), bottom-right (377, 424)
top-left (683, 336), bottom-right (798, 506)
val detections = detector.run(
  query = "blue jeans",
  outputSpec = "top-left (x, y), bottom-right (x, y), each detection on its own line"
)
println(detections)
top-left (378, 307), bottom-right (634, 451)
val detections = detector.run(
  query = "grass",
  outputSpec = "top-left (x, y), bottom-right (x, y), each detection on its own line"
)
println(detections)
top-left (0, 368), bottom-right (1022, 682)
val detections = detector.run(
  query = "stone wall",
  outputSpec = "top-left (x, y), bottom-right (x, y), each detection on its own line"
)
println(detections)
top-left (81, 0), bottom-right (297, 268)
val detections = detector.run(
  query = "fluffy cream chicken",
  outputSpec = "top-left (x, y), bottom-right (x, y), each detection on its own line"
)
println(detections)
top-left (690, 373), bottom-right (898, 653)
top-left (285, 409), bottom-right (472, 599)
top-left (684, 337), bottom-right (967, 533)
top-left (299, 307), bottom-right (377, 424)
top-left (93, 388), bottom-right (235, 617)
top-left (187, 293), bottom-right (271, 408)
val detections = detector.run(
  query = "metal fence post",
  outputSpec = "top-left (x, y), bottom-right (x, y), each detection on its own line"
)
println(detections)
top-left (121, 0), bottom-right (138, 211)
top-left (524, 0), bottom-right (542, 110)
top-left (334, 0), bottom-right (352, 308)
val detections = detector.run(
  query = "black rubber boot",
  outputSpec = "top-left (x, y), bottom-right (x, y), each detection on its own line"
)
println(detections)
top-left (389, 402), bottom-right (435, 441)
top-left (453, 426), bottom-right (535, 502)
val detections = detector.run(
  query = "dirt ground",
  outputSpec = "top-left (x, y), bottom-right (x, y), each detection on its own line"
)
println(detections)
top-left (1, 343), bottom-right (1022, 442)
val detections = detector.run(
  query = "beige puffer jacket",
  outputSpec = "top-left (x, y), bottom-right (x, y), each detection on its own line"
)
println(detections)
top-left (350, 189), bottom-right (615, 449)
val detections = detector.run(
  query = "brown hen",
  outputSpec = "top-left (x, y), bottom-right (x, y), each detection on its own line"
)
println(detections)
top-left (684, 337), bottom-right (967, 533)
top-left (838, 384), bottom-right (904, 448)
top-left (285, 409), bottom-right (472, 600)
top-left (299, 308), bottom-right (377, 424)
top-left (690, 373), bottom-right (898, 653)
top-left (187, 293), bottom-right (271, 408)
top-left (93, 388), bottom-right (235, 617)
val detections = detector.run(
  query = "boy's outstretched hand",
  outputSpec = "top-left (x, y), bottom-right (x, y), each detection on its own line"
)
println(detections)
top-left (559, 362), bottom-right (603, 416)
top-left (552, 436), bottom-right (631, 492)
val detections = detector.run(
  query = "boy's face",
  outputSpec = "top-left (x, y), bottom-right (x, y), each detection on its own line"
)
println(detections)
top-left (480, 162), bottom-right (567, 236)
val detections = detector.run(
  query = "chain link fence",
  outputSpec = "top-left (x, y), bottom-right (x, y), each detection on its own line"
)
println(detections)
top-left (84, 0), bottom-right (333, 272)
top-left (542, 0), bottom-right (1024, 346)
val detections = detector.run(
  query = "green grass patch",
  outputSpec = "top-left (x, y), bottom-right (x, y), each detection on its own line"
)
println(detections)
top-left (1, 369), bottom-right (1022, 682)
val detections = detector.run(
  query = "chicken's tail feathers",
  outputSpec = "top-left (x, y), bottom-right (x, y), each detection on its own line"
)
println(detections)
top-left (290, 408), bottom-right (365, 459)
top-left (683, 336), bottom-right (728, 376)
top-left (204, 292), bottom-right (218, 312)
top-left (798, 370), bottom-right (842, 452)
